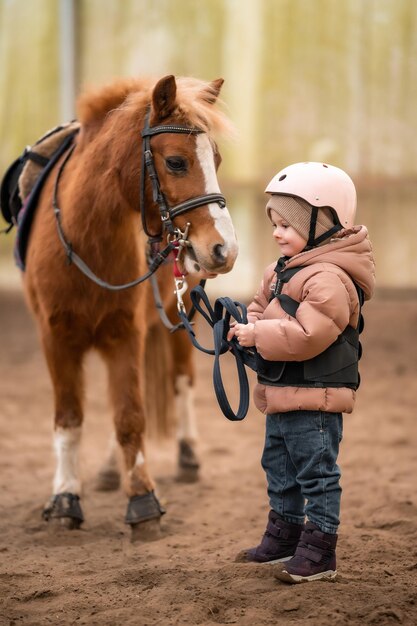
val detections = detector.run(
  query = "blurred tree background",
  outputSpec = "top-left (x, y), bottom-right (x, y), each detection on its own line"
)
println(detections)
top-left (1, 0), bottom-right (416, 294)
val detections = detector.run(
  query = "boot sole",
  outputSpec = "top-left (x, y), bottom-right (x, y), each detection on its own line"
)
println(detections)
top-left (266, 555), bottom-right (293, 564)
top-left (274, 568), bottom-right (337, 584)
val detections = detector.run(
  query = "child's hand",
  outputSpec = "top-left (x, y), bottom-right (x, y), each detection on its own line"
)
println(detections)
top-left (233, 323), bottom-right (255, 347)
top-left (227, 324), bottom-right (237, 342)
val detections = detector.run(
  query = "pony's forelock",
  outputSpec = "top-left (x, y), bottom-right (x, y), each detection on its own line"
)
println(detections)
top-left (174, 77), bottom-right (236, 140)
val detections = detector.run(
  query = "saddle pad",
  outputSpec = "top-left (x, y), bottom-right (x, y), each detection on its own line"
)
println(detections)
top-left (19, 121), bottom-right (80, 201)
top-left (7, 122), bottom-right (80, 270)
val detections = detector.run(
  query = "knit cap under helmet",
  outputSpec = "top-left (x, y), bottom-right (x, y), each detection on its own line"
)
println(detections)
top-left (266, 195), bottom-right (337, 247)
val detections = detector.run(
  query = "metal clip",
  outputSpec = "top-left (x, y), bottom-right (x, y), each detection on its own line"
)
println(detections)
top-left (174, 276), bottom-right (188, 313)
top-left (168, 222), bottom-right (191, 247)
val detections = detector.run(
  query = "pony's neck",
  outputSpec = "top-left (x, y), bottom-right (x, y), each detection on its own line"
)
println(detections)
top-left (60, 145), bottom-right (142, 263)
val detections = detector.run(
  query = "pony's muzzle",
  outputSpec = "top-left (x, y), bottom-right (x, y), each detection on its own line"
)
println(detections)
top-left (208, 239), bottom-right (238, 273)
top-left (212, 243), bottom-right (227, 265)
top-left (189, 244), bottom-right (237, 274)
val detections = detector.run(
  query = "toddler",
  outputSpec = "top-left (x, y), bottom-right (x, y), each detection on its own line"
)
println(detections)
top-left (229, 162), bottom-right (375, 583)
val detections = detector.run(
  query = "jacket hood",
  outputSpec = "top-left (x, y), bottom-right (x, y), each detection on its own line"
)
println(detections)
top-left (285, 225), bottom-right (376, 300)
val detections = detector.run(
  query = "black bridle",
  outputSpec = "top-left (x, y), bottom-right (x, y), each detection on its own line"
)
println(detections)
top-left (140, 108), bottom-right (226, 241)
top-left (52, 107), bottom-right (227, 291)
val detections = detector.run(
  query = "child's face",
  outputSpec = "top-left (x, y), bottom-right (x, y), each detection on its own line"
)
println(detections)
top-left (270, 212), bottom-right (307, 257)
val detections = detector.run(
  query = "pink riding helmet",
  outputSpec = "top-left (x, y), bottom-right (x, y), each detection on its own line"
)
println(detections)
top-left (265, 162), bottom-right (357, 229)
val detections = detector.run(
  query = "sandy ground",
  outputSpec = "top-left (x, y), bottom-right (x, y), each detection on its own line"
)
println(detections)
top-left (0, 287), bottom-right (416, 626)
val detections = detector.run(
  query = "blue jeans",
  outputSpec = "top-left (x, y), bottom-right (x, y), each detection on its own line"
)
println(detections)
top-left (262, 410), bottom-right (343, 534)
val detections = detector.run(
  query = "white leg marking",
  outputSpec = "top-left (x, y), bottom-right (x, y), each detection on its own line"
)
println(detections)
top-left (195, 134), bottom-right (238, 254)
top-left (53, 427), bottom-right (82, 495)
top-left (126, 450), bottom-right (145, 479)
top-left (175, 374), bottom-right (198, 441)
top-left (135, 451), bottom-right (145, 467)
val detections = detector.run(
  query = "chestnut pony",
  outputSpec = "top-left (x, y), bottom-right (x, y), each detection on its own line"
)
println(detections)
top-left (23, 75), bottom-right (238, 540)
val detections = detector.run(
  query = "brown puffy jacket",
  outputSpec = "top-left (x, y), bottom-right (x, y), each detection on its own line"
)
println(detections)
top-left (248, 226), bottom-right (376, 415)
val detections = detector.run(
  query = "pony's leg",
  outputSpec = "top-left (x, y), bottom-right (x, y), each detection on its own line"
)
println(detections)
top-left (169, 327), bottom-right (200, 482)
top-left (40, 321), bottom-right (87, 529)
top-left (98, 319), bottom-right (164, 540)
top-left (95, 433), bottom-right (121, 491)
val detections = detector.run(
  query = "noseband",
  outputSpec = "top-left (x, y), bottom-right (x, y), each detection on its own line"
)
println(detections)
top-left (140, 108), bottom-right (226, 242)
top-left (52, 108), bottom-right (227, 291)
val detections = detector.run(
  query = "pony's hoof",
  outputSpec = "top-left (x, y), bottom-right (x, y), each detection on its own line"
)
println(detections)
top-left (42, 493), bottom-right (84, 529)
top-left (125, 491), bottom-right (165, 525)
top-left (130, 518), bottom-right (163, 543)
top-left (94, 468), bottom-right (121, 492)
top-left (125, 492), bottom-right (165, 543)
top-left (176, 465), bottom-right (199, 483)
top-left (48, 516), bottom-right (82, 531)
top-left (177, 439), bottom-right (200, 483)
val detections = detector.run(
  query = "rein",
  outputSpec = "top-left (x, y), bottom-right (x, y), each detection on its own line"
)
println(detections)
top-left (178, 285), bottom-right (258, 421)
top-left (52, 107), bottom-right (227, 292)
top-left (53, 144), bottom-right (178, 290)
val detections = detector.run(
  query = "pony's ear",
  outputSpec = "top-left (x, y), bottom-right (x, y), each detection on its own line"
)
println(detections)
top-left (152, 75), bottom-right (177, 121)
top-left (202, 78), bottom-right (224, 104)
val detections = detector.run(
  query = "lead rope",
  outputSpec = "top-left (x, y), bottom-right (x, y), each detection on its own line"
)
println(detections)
top-left (177, 285), bottom-right (258, 421)
top-left (149, 273), bottom-right (207, 333)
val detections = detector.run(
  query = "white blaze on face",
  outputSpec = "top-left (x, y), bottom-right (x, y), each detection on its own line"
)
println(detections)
top-left (195, 134), bottom-right (238, 254)
top-left (53, 427), bottom-right (82, 494)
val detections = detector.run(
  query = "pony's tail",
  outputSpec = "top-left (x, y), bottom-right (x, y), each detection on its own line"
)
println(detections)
top-left (144, 322), bottom-right (176, 439)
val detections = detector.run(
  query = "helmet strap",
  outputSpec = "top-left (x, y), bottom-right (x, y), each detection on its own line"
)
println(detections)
top-left (307, 207), bottom-right (318, 247)
top-left (306, 206), bottom-right (343, 248)
top-left (313, 223), bottom-right (342, 246)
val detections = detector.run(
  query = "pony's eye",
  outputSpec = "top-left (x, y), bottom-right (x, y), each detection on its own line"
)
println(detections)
top-left (166, 156), bottom-right (188, 173)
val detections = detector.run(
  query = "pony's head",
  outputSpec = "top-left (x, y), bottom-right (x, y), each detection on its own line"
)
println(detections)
top-left (79, 75), bottom-right (238, 276)
top-left (146, 75), bottom-right (238, 276)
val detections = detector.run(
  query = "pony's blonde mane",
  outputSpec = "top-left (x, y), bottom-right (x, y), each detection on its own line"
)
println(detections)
top-left (77, 76), bottom-right (235, 140)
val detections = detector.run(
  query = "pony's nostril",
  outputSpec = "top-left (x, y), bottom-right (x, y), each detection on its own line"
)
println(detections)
top-left (212, 243), bottom-right (226, 264)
